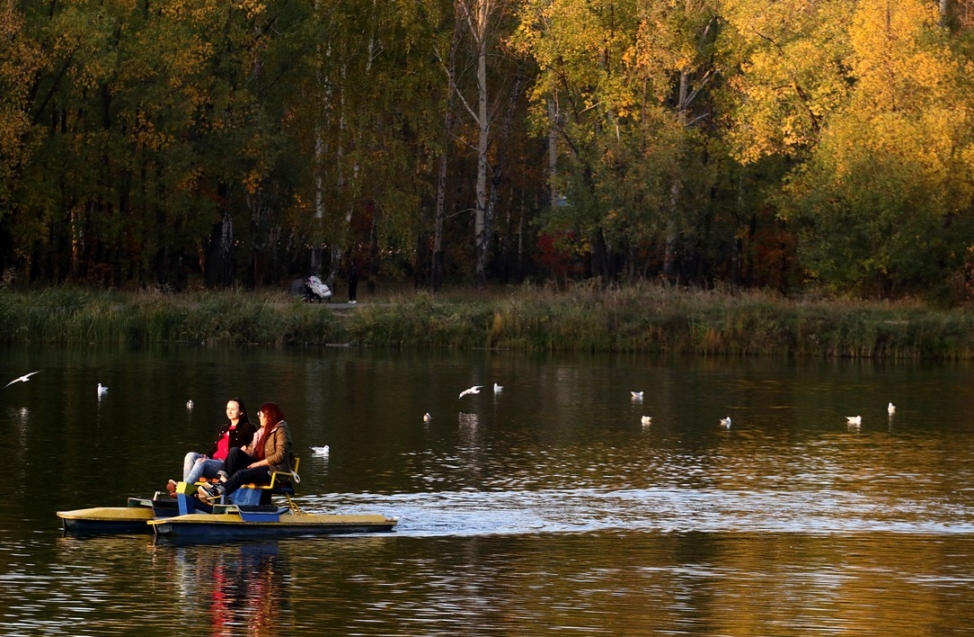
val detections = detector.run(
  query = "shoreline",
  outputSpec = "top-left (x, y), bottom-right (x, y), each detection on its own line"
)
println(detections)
top-left (1, 284), bottom-right (972, 359)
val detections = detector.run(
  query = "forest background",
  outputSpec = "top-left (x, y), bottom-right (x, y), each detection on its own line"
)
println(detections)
top-left (4, 0), bottom-right (974, 303)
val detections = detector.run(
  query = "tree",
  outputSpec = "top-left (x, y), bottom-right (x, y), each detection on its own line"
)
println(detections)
top-left (515, 0), bottom-right (729, 284)
top-left (778, 0), bottom-right (974, 296)
top-left (0, 1), bottom-right (41, 224)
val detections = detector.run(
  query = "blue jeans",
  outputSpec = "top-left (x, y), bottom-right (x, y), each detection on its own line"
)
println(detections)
top-left (182, 452), bottom-right (224, 483)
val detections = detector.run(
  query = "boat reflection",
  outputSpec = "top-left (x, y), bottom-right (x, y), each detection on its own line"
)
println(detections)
top-left (157, 541), bottom-right (287, 636)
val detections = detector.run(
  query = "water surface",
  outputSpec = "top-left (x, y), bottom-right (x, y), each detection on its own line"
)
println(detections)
top-left (1, 347), bottom-right (973, 635)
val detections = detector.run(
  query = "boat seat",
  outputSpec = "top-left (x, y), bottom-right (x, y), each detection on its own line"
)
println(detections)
top-left (241, 457), bottom-right (301, 493)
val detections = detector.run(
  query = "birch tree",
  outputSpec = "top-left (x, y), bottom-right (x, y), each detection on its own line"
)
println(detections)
top-left (449, 0), bottom-right (524, 285)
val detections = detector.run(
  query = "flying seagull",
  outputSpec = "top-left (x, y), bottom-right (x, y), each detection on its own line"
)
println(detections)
top-left (459, 385), bottom-right (483, 399)
top-left (846, 415), bottom-right (862, 426)
top-left (720, 416), bottom-right (732, 428)
top-left (631, 391), bottom-right (644, 401)
top-left (5, 371), bottom-right (39, 388)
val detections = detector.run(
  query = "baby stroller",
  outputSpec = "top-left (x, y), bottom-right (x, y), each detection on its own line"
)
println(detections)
top-left (304, 275), bottom-right (332, 302)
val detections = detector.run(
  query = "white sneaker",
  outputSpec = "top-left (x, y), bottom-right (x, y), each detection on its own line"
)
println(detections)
top-left (349, 300), bottom-right (357, 304)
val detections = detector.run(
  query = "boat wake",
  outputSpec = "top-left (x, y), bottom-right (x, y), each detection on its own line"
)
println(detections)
top-left (299, 487), bottom-right (974, 538)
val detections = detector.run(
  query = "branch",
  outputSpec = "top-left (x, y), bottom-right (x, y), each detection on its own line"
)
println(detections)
top-left (431, 32), bottom-right (481, 125)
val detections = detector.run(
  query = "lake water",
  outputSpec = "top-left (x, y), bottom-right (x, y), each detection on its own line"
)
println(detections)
top-left (2, 345), bottom-right (974, 635)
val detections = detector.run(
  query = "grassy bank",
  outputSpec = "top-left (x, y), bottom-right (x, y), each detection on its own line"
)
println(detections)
top-left (1, 284), bottom-right (973, 358)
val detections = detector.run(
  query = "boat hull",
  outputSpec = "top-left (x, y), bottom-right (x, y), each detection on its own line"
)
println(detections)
top-left (58, 496), bottom-right (179, 535)
top-left (58, 506), bottom-right (157, 535)
top-left (148, 512), bottom-right (398, 540)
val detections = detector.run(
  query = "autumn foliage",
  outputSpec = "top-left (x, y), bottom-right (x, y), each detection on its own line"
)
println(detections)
top-left (3, 0), bottom-right (974, 301)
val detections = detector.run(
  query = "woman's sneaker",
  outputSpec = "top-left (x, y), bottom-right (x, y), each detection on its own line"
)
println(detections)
top-left (197, 483), bottom-right (225, 505)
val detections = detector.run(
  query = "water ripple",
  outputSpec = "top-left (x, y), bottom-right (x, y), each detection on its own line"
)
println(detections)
top-left (299, 486), bottom-right (974, 537)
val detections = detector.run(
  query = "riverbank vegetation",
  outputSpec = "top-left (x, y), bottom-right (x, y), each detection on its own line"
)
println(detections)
top-left (4, 1), bottom-right (974, 301)
top-left (3, 285), bottom-right (974, 359)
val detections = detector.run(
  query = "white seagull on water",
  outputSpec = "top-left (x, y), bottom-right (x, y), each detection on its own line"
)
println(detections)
top-left (631, 391), bottom-right (644, 401)
top-left (887, 402), bottom-right (896, 415)
top-left (846, 415), bottom-right (862, 426)
top-left (720, 416), bottom-right (732, 428)
top-left (493, 383), bottom-right (503, 393)
top-left (97, 383), bottom-right (108, 397)
top-left (423, 412), bottom-right (431, 423)
top-left (5, 371), bottom-right (40, 388)
top-left (459, 385), bottom-right (483, 399)
top-left (310, 445), bottom-right (330, 456)
top-left (186, 400), bottom-right (194, 410)
top-left (641, 416), bottom-right (652, 426)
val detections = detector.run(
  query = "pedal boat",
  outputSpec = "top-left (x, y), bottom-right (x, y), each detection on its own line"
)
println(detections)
top-left (57, 458), bottom-right (397, 540)
top-left (151, 470), bottom-right (397, 539)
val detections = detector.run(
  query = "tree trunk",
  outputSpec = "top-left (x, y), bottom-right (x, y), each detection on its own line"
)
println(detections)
top-left (205, 206), bottom-right (234, 288)
top-left (452, 0), bottom-right (498, 288)
top-left (483, 68), bottom-right (524, 283)
top-left (432, 144), bottom-right (447, 292)
top-left (474, 25), bottom-right (489, 286)
top-left (311, 129), bottom-right (325, 277)
top-left (548, 98), bottom-right (559, 208)
top-left (663, 180), bottom-right (680, 282)
top-left (433, 12), bottom-right (463, 293)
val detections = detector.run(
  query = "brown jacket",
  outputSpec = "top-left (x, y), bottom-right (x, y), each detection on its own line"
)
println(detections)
top-left (261, 420), bottom-right (293, 474)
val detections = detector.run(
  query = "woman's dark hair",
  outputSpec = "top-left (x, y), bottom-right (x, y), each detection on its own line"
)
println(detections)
top-left (227, 398), bottom-right (249, 425)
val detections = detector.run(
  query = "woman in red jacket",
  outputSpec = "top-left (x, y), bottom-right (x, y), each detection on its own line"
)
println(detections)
top-left (175, 399), bottom-right (257, 489)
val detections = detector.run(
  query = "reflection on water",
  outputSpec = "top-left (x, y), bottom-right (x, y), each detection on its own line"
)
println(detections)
top-left (166, 542), bottom-right (285, 636)
top-left (7, 531), bottom-right (972, 636)
top-left (39, 537), bottom-right (289, 636)
top-left (3, 348), bottom-right (974, 635)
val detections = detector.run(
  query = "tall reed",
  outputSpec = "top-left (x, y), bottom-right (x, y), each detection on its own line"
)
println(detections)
top-left (2, 284), bottom-right (974, 358)
top-left (0, 288), bottom-right (342, 346)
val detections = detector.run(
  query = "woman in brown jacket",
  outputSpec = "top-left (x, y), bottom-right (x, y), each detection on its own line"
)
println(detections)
top-left (198, 402), bottom-right (292, 504)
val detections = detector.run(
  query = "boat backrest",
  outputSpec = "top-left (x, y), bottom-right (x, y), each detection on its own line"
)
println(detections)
top-left (268, 456), bottom-right (301, 488)
top-left (239, 457), bottom-right (301, 492)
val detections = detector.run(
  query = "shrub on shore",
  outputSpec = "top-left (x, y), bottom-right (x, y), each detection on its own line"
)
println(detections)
top-left (1, 283), bottom-right (972, 358)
